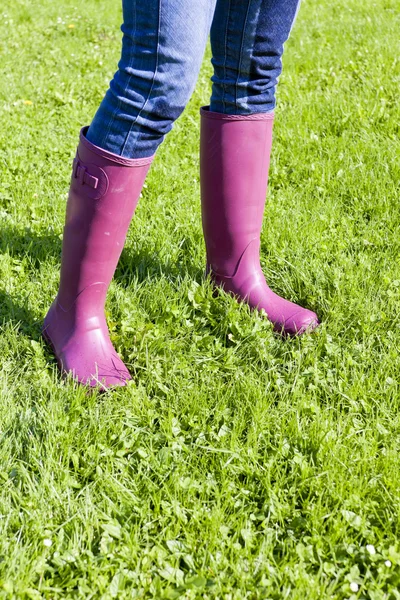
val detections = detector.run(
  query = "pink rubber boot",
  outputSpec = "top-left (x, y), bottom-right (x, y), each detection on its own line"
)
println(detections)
top-left (200, 106), bottom-right (319, 336)
top-left (42, 128), bottom-right (154, 388)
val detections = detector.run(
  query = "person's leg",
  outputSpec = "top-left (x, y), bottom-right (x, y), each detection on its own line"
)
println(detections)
top-left (200, 0), bottom-right (319, 335)
top-left (209, 0), bottom-right (301, 115)
top-left (43, 0), bottom-right (217, 388)
top-left (86, 0), bottom-right (217, 158)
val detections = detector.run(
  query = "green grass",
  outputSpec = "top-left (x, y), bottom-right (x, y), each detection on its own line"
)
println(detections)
top-left (1, 0), bottom-right (400, 597)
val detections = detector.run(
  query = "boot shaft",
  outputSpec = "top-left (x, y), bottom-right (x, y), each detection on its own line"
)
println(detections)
top-left (58, 128), bottom-right (153, 312)
top-left (200, 106), bottom-right (274, 277)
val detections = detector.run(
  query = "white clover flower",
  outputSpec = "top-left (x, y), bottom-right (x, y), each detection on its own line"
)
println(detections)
top-left (43, 538), bottom-right (52, 547)
top-left (350, 582), bottom-right (359, 592)
top-left (385, 560), bottom-right (392, 567)
top-left (366, 544), bottom-right (376, 555)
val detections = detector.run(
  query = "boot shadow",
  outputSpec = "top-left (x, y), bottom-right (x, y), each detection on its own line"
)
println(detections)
top-left (114, 240), bottom-right (203, 287)
top-left (0, 223), bottom-right (203, 333)
top-left (0, 222), bottom-right (62, 270)
top-left (0, 288), bottom-right (41, 340)
top-left (0, 223), bottom-right (63, 339)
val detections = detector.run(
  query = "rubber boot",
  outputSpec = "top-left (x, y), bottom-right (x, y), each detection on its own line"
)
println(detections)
top-left (200, 106), bottom-right (319, 336)
top-left (42, 128), bottom-right (154, 388)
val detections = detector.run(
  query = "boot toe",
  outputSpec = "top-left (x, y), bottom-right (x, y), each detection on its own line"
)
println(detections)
top-left (65, 350), bottom-right (131, 389)
top-left (283, 310), bottom-right (320, 336)
top-left (68, 357), bottom-right (132, 389)
top-left (43, 321), bottom-right (132, 389)
top-left (84, 355), bottom-right (132, 389)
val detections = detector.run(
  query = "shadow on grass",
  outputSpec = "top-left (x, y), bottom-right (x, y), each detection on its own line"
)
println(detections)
top-left (0, 289), bottom-right (42, 341)
top-left (0, 222), bottom-right (200, 280)
top-left (0, 222), bottom-right (202, 331)
top-left (0, 224), bottom-right (62, 339)
top-left (0, 223), bottom-right (62, 268)
top-left (115, 241), bottom-right (202, 287)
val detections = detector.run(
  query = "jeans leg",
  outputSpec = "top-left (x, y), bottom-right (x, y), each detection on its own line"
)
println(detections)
top-left (87, 0), bottom-right (217, 158)
top-left (209, 0), bottom-right (301, 114)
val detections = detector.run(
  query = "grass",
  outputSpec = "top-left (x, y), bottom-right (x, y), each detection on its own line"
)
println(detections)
top-left (0, 0), bottom-right (399, 597)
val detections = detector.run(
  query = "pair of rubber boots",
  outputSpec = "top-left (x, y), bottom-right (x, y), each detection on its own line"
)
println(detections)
top-left (42, 107), bottom-right (319, 389)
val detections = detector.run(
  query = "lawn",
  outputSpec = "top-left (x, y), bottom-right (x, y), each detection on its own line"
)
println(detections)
top-left (0, 0), bottom-right (399, 597)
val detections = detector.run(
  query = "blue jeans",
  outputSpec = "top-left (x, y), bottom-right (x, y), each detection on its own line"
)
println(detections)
top-left (86, 0), bottom-right (301, 159)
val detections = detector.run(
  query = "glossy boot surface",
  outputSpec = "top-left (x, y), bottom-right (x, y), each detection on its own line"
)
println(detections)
top-left (200, 106), bottom-right (319, 336)
top-left (43, 129), bottom-right (154, 387)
